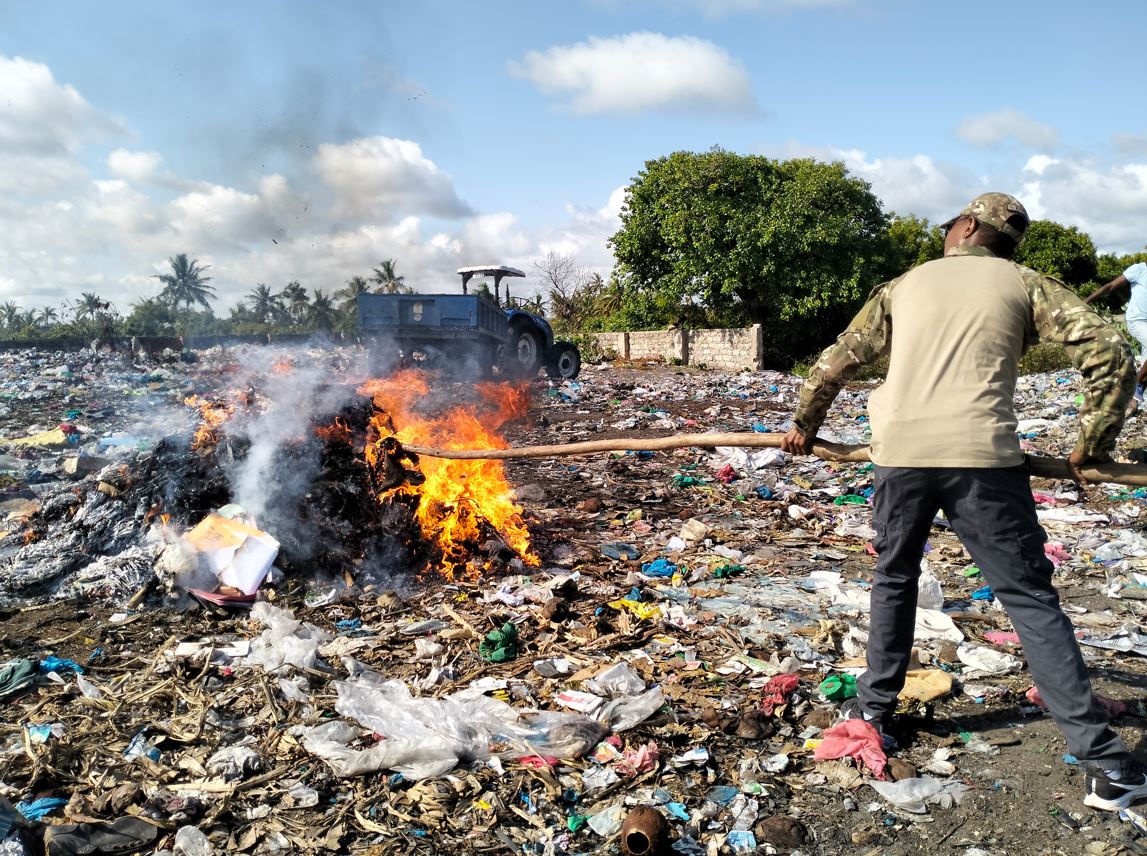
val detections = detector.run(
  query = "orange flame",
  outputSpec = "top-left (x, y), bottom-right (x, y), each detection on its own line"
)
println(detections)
top-left (314, 417), bottom-right (352, 444)
top-left (357, 370), bottom-right (537, 578)
top-left (272, 357), bottom-right (295, 376)
top-left (184, 394), bottom-right (238, 450)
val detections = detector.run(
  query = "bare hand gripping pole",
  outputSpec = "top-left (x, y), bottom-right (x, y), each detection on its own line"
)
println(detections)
top-left (402, 432), bottom-right (1147, 487)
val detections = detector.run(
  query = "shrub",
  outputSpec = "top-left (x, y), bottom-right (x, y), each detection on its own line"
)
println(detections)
top-left (1018, 342), bottom-right (1071, 375)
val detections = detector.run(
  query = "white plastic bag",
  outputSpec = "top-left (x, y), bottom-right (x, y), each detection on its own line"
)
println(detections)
top-left (870, 776), bottom-right (970, 813)
top-left (245, 603), bottom-right (330, 674)
top-left (916, 559), bottom-right (944, 611)
top-left (957, 645), bottom-right (1022, 677)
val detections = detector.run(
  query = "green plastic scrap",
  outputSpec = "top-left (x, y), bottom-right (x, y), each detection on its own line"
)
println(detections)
top-left (818, 673), bottom-right (857, 701)
top-left (962, 565), bottom-right (981, 577)
top-left (833, 494), bottom-right (868, 506)
top-left (479, 622), bottom-right (519, 663)
top-left (567, 814), bottom-right (588, 832)
top-left (713, 564), bottom-right (744, 579)
top-left (672, 475), bottom-right (704, 487)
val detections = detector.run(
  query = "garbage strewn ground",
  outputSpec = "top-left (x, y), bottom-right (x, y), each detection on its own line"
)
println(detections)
top-left (1, 345), bottom-right (1145, 856)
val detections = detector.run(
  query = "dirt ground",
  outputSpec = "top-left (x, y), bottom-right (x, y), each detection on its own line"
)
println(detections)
top-left (2, 356), bottom-right (1146, 855)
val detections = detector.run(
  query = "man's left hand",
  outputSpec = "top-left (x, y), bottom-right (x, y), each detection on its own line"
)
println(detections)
top-left (781, 427), bottom-right (814, 456)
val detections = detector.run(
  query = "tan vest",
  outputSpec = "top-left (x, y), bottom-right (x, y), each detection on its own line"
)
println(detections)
top-left (868, 254), bottom-right (1029, 467)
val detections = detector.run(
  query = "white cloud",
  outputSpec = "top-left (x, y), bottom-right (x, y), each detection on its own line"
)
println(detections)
top-left (1020, 157), bottom-right (1147, 253)
top-left (312, 137), bottom-right (471, 220)
top-left (774, 141), bottom-right (974, 223)
top-left (955, 108), bottom-right (1058, 149)
top-left (509, 32), bottom-right (758, 115)
top-left (108, 149), bottom-right (162, 182)
top-left (0, 56), bottom-right (120, 156)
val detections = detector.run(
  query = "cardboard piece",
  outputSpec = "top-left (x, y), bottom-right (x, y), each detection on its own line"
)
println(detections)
top-left (184, 510), bottom-right (279, 596)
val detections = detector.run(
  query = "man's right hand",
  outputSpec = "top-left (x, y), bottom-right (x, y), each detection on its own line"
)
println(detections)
top-left (781, 427), bottom-right (814, 456)
top-left (1067, 448), bottom-right (1108, 482)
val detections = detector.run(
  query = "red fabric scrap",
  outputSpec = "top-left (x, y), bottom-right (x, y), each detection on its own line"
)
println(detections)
top-left (814, 719), bottom-right (887, 779)
top-left (1026, 686), bottom-right (1127, 719)
top-left (760, 673), bottom-right (800, 713)
top-left (717, 465), bottom-right (738, 484)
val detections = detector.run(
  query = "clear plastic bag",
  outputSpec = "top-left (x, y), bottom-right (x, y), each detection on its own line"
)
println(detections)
top-left (301, 677), bottom-right (608, 780)
top-left (244, 603), bottom-right (329, 674)
top-left (585, 663), bottom-right (646, 698)
top-left (600, 687), bottom-right (665, 732)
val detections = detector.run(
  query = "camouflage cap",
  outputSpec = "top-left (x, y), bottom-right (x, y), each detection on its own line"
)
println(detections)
top-left (941, 192), bottom-right (1030, 244)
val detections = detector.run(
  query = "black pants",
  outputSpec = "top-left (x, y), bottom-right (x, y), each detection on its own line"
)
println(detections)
top-left (857, 464), bottom-right (1126, 763)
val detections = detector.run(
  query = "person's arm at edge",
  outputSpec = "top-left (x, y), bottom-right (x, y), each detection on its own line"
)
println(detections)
top-left (1024, 270), bottom-right (1134, 478)
top-left (782, 277), bottom-right (897, 455)
top-left (1083, 274), bottom-right (1128, 305)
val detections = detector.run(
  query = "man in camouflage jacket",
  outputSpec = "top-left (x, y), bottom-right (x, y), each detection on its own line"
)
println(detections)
top-left (782, 192), bottom-right (1147, 810)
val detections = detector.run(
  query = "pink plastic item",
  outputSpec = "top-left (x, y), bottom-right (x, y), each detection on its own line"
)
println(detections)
top-left (1025, 686), bottom-right (1127, 719)
top-left (815, 719), bottom-right (887, 779)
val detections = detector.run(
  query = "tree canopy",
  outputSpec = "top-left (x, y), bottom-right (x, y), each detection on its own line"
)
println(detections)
top-left (1013, 220), bottom-right (1098, 286)
top-left (609, 149), bottom-right (892, 363)
top-left (153, 254), bottom-right (215, 311)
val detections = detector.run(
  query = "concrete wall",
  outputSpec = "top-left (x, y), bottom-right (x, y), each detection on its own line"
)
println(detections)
top-left (590, 324), bottom-right (763, 371)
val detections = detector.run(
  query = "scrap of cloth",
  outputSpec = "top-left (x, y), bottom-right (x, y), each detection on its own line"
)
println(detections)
top-left (814, 719), bottom-right (888, 779)
top-left (761, 673), bottom-right (800, 714)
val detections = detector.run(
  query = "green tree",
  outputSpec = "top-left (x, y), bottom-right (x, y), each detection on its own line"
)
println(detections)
top-left (1013, 220), bottom-right (1098, 287)
top-left (153, 254), bottom-right (216, 311)
top-left (308, 289), bottom-right (338, 331)
top-left (246, 284), bottom-right (283, 325)
top-left (124, 298), bottom-right (177, 336)
top-left (372, 258), bottom-right (405, 293)
top-left (885, 214), bottom-right (944, 274)
top-left (337, 275), bottom-right (370, 310)
top-left (34, 307), bottom-right (59, 328)
top-left (75, 292), bottom-right (109, 320)
top-left (609, 150), bottom-right (891, 363)
top-left (280, 280), bottom-right (310, 326)
top-left (0, 302), bottom-right (21, 333)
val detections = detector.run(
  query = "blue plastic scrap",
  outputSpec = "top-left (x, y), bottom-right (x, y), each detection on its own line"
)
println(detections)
top-left (971, 585), bottom-right (995, 601)
top-left (16, 797), bottom-right (68, 821)
top-left (39, 656), bottom-right (84, 675)
top-left (641, 558), bottom-right (677, 578)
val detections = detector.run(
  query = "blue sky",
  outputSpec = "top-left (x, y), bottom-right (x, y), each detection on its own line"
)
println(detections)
top-left (1, 0), bottom-right (1146, 311)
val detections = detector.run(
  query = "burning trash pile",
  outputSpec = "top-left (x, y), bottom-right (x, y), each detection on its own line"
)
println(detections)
top-left (1, 346), bottom-right (1146, 856)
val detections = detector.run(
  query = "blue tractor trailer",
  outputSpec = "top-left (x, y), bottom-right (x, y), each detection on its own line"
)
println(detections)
top-left (357, 265), bottom-right (581, 380)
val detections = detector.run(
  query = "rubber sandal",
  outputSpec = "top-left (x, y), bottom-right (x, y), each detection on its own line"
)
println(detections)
top-left (44, 816), bottom-right (160, 855)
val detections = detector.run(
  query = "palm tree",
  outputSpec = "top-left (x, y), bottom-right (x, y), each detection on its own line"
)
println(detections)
top-left (597, 275), bottom-right (625, 318)
top-left (0, 302), bottom-right (20, 332)
top-left (34, 307), bottom-right (59, 329)
top-left (337, 275), bottom-right (369, 311)
top-left (76, 292), bottom-right (109, 320)
top-left (153, 254), bottom-right (215, 311)
top-left (309, 289), bottom-right (338, 331)
top-left (371, 258), bottom-right (405, 294)
top-left (280, 281), bottom-right (310, 326)
top-left (246, 284), bottom-right (282, 325)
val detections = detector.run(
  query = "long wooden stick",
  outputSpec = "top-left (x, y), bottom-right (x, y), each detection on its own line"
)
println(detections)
top-left (403, 432), bottom-right (1147, 487)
